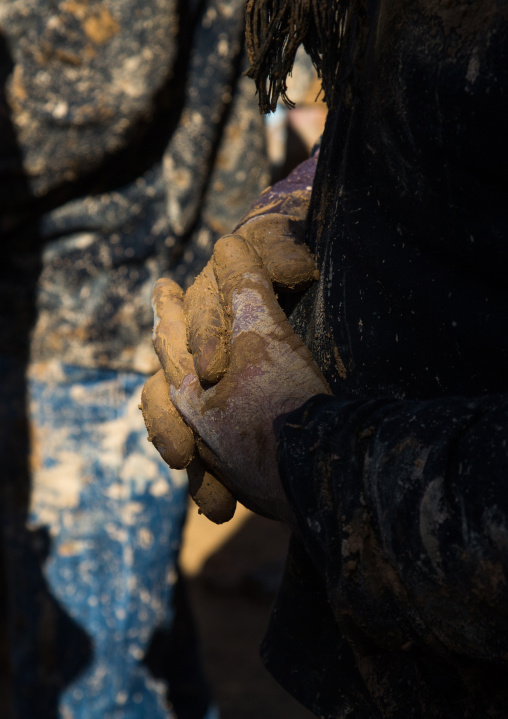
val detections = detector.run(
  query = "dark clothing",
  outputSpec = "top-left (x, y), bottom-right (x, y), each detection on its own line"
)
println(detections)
top-left (269, 2), bottom-right (508, 717)
top-left (0, 0), bottom-right (268, 367)
top-left (0, 1), bottom-right (268, 716)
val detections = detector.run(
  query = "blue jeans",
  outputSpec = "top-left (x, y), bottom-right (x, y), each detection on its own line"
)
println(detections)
top-left (0, 358), bottom-right (216, 719)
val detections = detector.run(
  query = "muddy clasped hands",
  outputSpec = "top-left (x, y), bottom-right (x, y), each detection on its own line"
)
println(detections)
top-left (142, 157), bottom-right (330, 524)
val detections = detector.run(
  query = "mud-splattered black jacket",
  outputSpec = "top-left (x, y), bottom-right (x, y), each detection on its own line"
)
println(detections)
top-left (0, 0), bottom-right (268, 371)
top-left (267, 1), bottom-right (508, 717)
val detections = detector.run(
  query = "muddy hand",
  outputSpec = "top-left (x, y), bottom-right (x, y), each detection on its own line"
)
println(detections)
top-left (141, 279), bottom-right (236, 524)
top-left (185, 155), bottom-right (319, 384)
top-left (172, 234), bottom-right (331, 526)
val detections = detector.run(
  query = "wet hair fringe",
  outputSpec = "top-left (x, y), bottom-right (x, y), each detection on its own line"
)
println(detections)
top-left (245, 0), bottom-right (367, 113)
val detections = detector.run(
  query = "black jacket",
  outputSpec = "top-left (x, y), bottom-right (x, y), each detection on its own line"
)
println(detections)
top-left (269, 1), bottom-right (508, 716)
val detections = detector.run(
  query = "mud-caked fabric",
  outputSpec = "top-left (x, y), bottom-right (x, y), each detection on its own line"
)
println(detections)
top-left (0, 0), bottom-right (179, 206)
top-left (0, 1), bottom-right (269, 717)
top-left (262, 1), bottom-right (508, 718)
top-left (0, 0), bottom-right (269, 362)
top-left (30, 162), bottom-right (177, 375)
top-left (0, 359), bottom-right (209, 719)
top-left (272, 394), bottom-right (508, 719)
top-left (28, 68), bottom-right (268, 373)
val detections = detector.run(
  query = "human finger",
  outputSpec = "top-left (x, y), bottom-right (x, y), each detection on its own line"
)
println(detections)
top-left (141, 369), bottom-right (195, 469)
top-left (142, 371), bottom-right (237, 523)
top-left (238, 213), bottom-right (319, 291)
top-left (213, 233), bottom-right (288, 332)
top-left (213, 234), bottom-right (330, 391)
top-left (187, 456), bottom-right (237, 524)
top-left (184, 221), bottom-right (315, 384)
top-left (184, 261), bottom-right (229, 385)
top-left (152, 278), bottom-right (194, 388)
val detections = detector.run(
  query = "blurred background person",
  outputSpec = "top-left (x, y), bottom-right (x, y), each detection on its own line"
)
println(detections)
top-left (264, 46), bottom-right (327, 183)
top-left (0, 1), bottom-right (269, 717)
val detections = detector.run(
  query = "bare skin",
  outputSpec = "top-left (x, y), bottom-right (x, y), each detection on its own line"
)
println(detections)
top-left (145, 235), bottom-right (331, 526)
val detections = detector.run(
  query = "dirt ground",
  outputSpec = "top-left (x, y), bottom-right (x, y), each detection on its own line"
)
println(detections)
top-left (180, 502), bottom-right (314, 719)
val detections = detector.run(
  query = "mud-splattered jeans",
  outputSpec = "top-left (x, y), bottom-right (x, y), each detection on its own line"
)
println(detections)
top-left (0, 357), bottom-right (216, 719)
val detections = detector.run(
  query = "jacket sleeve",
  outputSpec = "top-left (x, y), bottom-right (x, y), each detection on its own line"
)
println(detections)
top-left (277, 392), bottom-right (508, 663)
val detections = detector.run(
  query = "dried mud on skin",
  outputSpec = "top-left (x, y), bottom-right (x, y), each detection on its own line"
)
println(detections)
top-left (141, 370), bottom-right (237, 524)
top-left (141, 369), bottom-right (194, 469)
top-left (145, 203), bottom-right (322, 524)
top-left (185, 261), bottom-right (230, 385)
